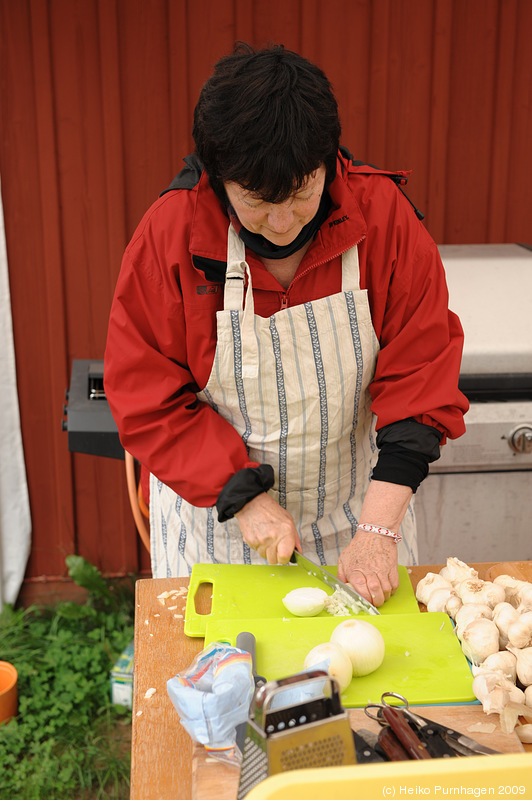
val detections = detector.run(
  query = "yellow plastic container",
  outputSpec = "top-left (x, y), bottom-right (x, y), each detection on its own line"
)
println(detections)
top-left (0, 661), bottom-right (18, 723)
top-left (246, 752), bottom-right (532, 799)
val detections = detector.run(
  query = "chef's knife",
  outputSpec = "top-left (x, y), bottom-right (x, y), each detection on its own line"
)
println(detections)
top-left (290, 551), bottom-right (380, 615)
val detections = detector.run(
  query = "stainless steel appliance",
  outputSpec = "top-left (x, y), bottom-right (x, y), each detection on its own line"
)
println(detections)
top-left (415, 243), bottom-right (532, 564)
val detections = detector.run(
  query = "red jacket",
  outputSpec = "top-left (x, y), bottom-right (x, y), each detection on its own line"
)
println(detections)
top-left (104, 150), bottom-right (468, 506)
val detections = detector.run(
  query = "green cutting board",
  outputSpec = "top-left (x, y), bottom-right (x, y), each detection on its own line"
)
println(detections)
top-left (184, 563), bottom-right (419, 637)
top-left (203, 612), bottom-right (475, 707)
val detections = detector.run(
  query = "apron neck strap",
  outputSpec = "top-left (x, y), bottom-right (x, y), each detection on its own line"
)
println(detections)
top-left (341, 244), bottom-right (361, 292)
top-left (225, 224), bottom-right (258, 377)
top-left (225, 225), bottom-right (254, 313)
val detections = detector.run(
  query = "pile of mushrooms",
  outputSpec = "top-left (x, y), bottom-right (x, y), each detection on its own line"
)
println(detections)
top-left (416, 557), bottom-right (532, 741)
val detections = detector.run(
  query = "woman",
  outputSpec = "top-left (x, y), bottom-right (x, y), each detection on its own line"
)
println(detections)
top-left (104, 44), bottom-right (468, 607)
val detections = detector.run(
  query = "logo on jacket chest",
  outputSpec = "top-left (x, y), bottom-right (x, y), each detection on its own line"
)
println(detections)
top-left (329, 215), bottom-right (349, 228)
top-left (196, 285), bottom-right (220, 295)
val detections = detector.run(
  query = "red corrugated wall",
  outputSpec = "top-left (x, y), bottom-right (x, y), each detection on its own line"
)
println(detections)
top-left (0, 0), bottom-right (531, 585)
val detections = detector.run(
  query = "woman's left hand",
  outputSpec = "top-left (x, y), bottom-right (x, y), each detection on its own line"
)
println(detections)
top-left (338, 530), bottom-right (399, 608)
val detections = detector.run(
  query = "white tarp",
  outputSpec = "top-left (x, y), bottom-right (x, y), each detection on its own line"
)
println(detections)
top-left (0, 177), bottom-right (31, 609)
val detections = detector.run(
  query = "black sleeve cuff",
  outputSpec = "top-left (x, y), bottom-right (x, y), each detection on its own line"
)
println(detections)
top-left (372, 444), bottom-right (429, 492)
top-left (216, 465), bottom-right (275, 522)
top-left (373, 418), bottom-right (443, 492)
top-left (375, 418), bottom-right (443, 461)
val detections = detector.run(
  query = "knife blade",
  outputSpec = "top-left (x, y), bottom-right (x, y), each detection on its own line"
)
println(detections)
top-left (406, 712), bottom-right (501, 757)
top-left (291, 551), bottom-right (380, 615)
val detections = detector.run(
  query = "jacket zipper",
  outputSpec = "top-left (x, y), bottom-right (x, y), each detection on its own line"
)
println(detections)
top-left (279, 234), bottom-right (366, 310)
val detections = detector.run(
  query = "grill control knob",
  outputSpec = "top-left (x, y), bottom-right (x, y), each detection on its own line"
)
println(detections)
top-left (508, 424), bottom-right (532, 454)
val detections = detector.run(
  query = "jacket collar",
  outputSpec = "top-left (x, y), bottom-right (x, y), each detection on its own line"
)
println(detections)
top-left (188, 154), bottom-right (367, 278)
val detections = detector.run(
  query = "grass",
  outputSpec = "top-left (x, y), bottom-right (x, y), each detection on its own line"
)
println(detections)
top-left (0, 556), bottom-right (135, 799)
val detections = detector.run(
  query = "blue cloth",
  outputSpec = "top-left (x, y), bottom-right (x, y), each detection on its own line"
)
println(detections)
top-left (167, 642), bottom-right (254, 750)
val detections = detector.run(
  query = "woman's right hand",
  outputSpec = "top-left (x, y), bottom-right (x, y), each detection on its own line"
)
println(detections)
top-left (235, 493), bottom-right (302, 565)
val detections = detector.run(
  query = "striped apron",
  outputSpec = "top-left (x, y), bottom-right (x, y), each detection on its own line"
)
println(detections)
top-left (150, 225), bottom-right (417, 577)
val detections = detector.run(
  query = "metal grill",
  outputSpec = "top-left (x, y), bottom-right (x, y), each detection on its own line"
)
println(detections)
top-left (416, 243), bottom-right (532, 564)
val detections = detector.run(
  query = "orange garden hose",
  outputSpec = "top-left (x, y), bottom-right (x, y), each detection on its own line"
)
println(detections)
top-left (125, 450), bottom-right (151, 554)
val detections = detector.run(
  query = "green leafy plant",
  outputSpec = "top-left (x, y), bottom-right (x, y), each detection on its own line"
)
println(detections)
top-left (0, 557), bottom-right (135, 799)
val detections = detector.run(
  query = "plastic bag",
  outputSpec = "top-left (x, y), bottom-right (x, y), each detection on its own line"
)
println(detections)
top-left (167, 642), bottom-right (254, 757)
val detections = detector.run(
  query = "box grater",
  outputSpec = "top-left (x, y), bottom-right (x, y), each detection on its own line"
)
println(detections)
top-left (237, 670), bottom-right (356, 799)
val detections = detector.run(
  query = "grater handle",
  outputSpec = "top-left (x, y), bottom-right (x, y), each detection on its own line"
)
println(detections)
top-left (253, 669), bottom-right (330, 712)
top-left (253, 670), bottom-right (341, 729)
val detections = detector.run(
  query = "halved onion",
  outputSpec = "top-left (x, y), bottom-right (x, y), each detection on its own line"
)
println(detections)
top-left (282, 587), bottom-right (328, 616)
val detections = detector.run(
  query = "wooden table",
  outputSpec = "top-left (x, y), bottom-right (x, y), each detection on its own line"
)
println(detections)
top-left (130, 562), bottom-right (532, 800)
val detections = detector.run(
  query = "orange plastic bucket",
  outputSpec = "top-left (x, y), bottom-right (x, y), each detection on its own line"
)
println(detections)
top-left (0, 661), bottom-right (18, 723)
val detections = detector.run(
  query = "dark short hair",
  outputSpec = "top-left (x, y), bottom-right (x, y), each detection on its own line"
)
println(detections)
top-left (193, 43), bottom-right (341, 204)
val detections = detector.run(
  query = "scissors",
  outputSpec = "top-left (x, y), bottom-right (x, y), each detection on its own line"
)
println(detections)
top-left (365, 692), bottom-right (501, 758)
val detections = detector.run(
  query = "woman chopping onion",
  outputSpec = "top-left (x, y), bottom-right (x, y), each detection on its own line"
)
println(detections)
top-left (104, 44), bottom-right (468, 607)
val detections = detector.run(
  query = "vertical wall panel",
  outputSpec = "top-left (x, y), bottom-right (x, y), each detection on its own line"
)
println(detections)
top-left (426, 0), bottom-right (453, 242)
top-left (505, 0), bottom-right (532, 242)
top-left (0, 0), bottom-right (530, 585)
top-left (446, 1), bottom-right (499, 241)
top-left (13, 0), bottom-right (76, 575)
top-left (118, 0), bottom-right (174, 230)
top-left (366, 0), bottom-right (391, 165)
top-left (167, 0), bottom-right (194, 170)
top-left (487, 0), bottom-right (517, 242)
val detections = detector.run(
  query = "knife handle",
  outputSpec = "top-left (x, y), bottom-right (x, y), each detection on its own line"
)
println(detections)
top-left (382, 706), bottom-right (432, 760)
top-left (236, 631), bottom-right (257, 674)
top-left (377, 727), bottom-right (410, 761)
top-left (235, 632), bottom-right (258, 755)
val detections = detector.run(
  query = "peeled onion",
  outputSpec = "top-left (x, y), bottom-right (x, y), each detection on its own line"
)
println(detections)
top-left (282, 587), bottom-right (328, 616)
top-left (330, 619), bottom-right (385, 677)
top-left (303, 641), bottom-right (353, 691)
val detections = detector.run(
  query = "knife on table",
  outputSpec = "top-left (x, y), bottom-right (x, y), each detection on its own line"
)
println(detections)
top-left (290, 551), bottom-right (380, 615)
top-left (352, 729), bottom-right (387, 762)
top-left (402, 711), bottom-right (502, 757)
